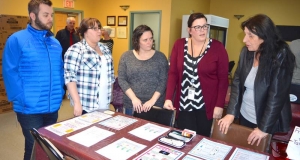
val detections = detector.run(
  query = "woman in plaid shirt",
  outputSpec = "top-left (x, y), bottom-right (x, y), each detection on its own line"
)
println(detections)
top-left (64, 18), bottom-right (115, 116)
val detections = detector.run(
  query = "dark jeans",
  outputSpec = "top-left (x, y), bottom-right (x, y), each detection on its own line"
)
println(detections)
top-left (16, 111), bottom-right (58, 160)
top-left (124, 107), bottom-right (134, 116)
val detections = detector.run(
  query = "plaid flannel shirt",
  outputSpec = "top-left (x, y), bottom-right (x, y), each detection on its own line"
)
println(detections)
top-left (64, 39), bottom-right (115, 112)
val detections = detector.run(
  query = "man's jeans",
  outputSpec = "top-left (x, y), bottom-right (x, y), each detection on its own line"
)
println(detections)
top-left (16, 111), bottom-right (58, 160)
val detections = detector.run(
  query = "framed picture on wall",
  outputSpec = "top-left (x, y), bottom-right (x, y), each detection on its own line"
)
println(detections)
top-left (107, 16), bottom-right (116, 26)
top-left (118, 16), bottom-right (127, 26)
top-left (110, 28), bottom-right (115, 38)
top-left (117, 27), bottom-right (127, 38)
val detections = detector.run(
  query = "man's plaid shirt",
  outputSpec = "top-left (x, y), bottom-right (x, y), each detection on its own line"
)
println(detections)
top-left (64, 39), bottom-right (115, 112)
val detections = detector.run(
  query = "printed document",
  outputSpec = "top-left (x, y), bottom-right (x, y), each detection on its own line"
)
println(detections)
top-left (129, 123), bottom-right (170, 141)
top-left (99, 115), bottom-right (137, 130)
top-left (96, 137), bottom-right (146, 160)
top-left (67, 126), bottom-right (114, 147)
top-left (188, 138), bottom-right (232, 160)
top-left (182, 155), bottom-right (204, 160)
top-left (77, 111), bottom-right (112, 123)
top-left (133, 144), bottom-right (184, 160)
top-left (286, 126), bottom-right (300, 160)
top-left (229, 148), bottom-right (269, 160)
top-left (45, 117), bottom-right (91, 136)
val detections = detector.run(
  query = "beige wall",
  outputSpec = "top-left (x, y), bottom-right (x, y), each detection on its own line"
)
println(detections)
top-left (0, 0), bottom-right (94, 17)
top-left (209, 0), bottom-right (300, 73)
top-left (168, 0), bottom-right (210, 58)
top-left (0, 0), bottom-right (172, 74)
top-left (1, 0), bottom-right (300, 74)
top-left (92, 0), bottom-right (172, 74)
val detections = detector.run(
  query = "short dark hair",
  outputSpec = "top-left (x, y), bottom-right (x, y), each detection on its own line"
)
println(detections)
top-left (28, 0), bottom-right (52, 17)
top-left (132, 25), bottom-right (153, 51)
top-left (187, 13), bottom-right (207, 37)
top-left (78, 18), bottom-right (102, 38)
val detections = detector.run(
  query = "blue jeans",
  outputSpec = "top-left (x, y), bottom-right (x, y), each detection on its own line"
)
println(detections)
top-left (124, 107), bottom-right (134, 116)
top-left (16, 111), bottom-right (58, 160)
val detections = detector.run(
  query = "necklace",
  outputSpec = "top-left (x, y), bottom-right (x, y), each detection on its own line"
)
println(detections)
top-left (191, 38), bottom-right (206, 58)
top-left (190, 38), bottom-right (207, 83)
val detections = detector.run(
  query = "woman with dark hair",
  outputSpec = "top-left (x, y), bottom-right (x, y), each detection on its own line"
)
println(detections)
top-left (64, 18), bottom-right (115, 116)
top-left (118, 25), bottom-right (168, 116)
top-left (219, 14), bottom-right (295, 146)
top-left (163, 13), bottom-right (229, 136)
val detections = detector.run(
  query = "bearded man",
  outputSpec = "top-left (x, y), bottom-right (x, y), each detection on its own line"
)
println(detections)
top-left (2, 0), bottom-right (64, 159)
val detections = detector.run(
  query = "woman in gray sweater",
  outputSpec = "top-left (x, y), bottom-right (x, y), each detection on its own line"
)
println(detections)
top-left (118, 25), bottom-right (169, 115)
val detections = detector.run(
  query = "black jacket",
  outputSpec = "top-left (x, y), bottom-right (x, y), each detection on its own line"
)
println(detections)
top-left (55, 27), bottom-right (80, 61)
top-left (227, 46), bottom-right (293, 134)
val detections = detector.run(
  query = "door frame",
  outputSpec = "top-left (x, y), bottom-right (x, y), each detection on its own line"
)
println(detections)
top-left (53, 8), bottom-right (84, 34)
top-left (129, 10), bottom-right (162, 50)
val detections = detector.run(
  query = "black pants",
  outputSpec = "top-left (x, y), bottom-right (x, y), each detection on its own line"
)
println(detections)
top-left (177, 109), bottom-right (213, 137)
top-left (239, 113), bottom-right (257, 128)
top-left (82, 110), bottom-right (88, 115)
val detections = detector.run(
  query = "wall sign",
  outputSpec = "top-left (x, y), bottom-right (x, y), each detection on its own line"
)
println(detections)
top-left (63, 0), bottom-right (74, 8)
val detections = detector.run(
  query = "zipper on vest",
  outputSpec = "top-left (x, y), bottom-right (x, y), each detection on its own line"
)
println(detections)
top-left (44, 37), bottom-right (51, 112)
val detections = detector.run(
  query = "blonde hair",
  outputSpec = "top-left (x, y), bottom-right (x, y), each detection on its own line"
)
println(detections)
top-left (102, 26), bottom-right (112, 35)
top-left (66, 17), bottom-right (75, 23)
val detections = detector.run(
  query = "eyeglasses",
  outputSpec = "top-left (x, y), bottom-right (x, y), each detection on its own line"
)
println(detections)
top-left (88, 27), bottom-right (102, 31)
top-left (191, 24), bottom-right (210, 31)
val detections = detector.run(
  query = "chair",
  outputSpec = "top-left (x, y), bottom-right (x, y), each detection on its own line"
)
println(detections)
top-left (30, 128), bottom-right (73, 160)
top-left (133, 106), bottom-right (176, 127)
top-left (210, 119), bottom-right (272, 153)
top-left (110, 77), bottom-right (124, 112)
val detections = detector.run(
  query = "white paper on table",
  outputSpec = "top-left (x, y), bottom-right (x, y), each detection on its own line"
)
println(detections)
top-left (182, 155), bottom-right (204, 160)
top-left (188, 138), bottom-right (232, 160)
top-left (286, 126), bottom-right (300, 160)
top-left (77, 111), bottom-right (112, 123)
top-left (229, 148), bottom-right (269, 160)
top-left (133, 143), bottom-right (184, 160)
top-left (96, 137), bottom-right (146, 160)
top-left (67, 126), bottom-right (114, 147)
top-left (99, 115), bottom-right (137, 130)
top-left (45, 117), bottom-right (92, 136)
top-left (129, 123), bottom-right (170, 141)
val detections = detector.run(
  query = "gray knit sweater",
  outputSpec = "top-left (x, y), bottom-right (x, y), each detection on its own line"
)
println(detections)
top-left (118, 50), bottom-right (169, 108)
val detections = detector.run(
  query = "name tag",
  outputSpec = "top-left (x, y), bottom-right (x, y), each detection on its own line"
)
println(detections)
top-left (188, 87), bottom-right (195, 100)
